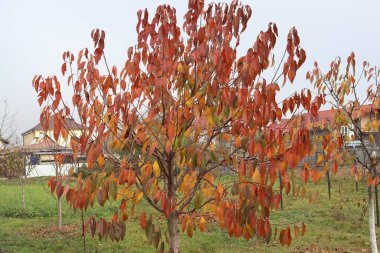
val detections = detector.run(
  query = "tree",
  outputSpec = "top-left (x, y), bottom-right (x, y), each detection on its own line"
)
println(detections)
top-left (0, 100), bottom-right (17, 143)
top-left (0, 147), bottom-right (26, 208)
top-left (308, 53), bottom-right (380, 253)
top-left (53, 154), bottom-right (67, 231)
top-left (33, 1), bottom-right (323, 251)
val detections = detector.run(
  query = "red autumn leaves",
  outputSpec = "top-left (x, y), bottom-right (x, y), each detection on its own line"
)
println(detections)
top-left (34, 0), bottom-right (338, 251)
top-left (279, 223), bottom-right (306, 246)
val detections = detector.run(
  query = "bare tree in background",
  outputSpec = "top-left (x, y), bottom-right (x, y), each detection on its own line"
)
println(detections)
top-left (0, 100), bottom-right (17, 142)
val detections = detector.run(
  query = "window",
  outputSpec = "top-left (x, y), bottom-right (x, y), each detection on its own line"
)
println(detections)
top-left (341, 126), bottom-right (348, 135)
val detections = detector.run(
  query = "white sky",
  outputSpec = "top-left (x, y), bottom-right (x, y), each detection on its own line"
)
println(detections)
top-left (0, 0), bottom-right (379, 141)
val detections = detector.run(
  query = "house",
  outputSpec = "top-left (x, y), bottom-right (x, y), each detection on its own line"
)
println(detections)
top-left (269, 105), bottom-right (380, 166)
top-left (22, 136), bottom-right (71, 164)
top-left (21, 117), bottom-right (85, 164)
top-left (22, 117), bottom-right (83, 147)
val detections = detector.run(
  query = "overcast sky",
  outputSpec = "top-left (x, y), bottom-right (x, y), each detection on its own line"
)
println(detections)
top-left (0, 0), bottom-right (379, 141)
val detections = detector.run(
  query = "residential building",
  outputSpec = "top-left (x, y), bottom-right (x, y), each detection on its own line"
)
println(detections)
top-left (22, 117), bottom-right (82, 147)
top-left (21, 118), bottom-right (84, 164)
top-left (270, 105), bottom-right (380, 166)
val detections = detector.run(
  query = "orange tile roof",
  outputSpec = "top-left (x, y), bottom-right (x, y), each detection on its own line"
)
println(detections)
top-left (22, 136), bottom-right (69, 152)
top-left (22, 117), bottom-right (83, 136)
top-left (269, 104), bottom-right (379, 132)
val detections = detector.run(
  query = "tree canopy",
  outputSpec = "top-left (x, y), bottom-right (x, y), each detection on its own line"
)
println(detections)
top-left (33, 1), bottom-right (325, 251)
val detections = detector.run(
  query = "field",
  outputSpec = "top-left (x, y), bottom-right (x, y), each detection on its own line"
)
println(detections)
top-left (0, 174), bottom-right (377, 253)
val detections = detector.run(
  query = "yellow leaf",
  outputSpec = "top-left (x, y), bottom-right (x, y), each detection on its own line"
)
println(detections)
top-left (252, 169), bottom-right (261, 183)
top-left (107, 95), bottom-right (112, 106)
top-left (186, 97), bottom-right (193, 107)
top-left (184, 128), bottom-right (191, 138)
top-left (68, 167), bottom-right (74, 176)
top-left (133, 191), bottom-right (143, 204)
top-left (369, 134), bottom-right (375, 144)
top-left (207, 114), bottom-right (214, 128)
top-left (117, 187), bottom-right (132, 200)
top-left (153, 161), bottom-right (160, 177)
top-left (177, 62), bottom-right (183, 73)
top-left (316, 154), bottom-right (323, 166)
top-left (323, 163), bottom-right (329, 174)
top-left (372, 120), bottom-right (378, 131)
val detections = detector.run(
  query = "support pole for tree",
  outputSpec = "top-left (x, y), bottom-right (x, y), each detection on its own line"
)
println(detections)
top-left (58, 196), bottom-right (62, 230)
top-left (81, 210), bottom-right (87, 253)
top-left (327, 170), bottom-right (331, 200)
top-left (369, 154), bottom-right (379, 253)
top-left (279, 171), bottom-right (283, 210)
top-left (355, 156), bottom-right (359, 192)
top-left (22, 155), bottom-right (26, 210)
top-left (376, 183), bottom-right (379, 227)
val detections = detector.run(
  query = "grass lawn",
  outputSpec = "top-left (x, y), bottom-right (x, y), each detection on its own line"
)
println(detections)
top-left (0, 174), bottom-right (377, 252)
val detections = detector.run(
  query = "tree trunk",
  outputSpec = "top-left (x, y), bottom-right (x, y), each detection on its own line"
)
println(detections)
top-left (58, 196), bottom-right (62, 231)
top-left (327, 170), bottom-right (331, 200)
top-left (369, 184), bottom-right (378, 253)
top-left (56, 165), bottom-right (62, 231)
top-left (168, 212), bottom-right (180, 253)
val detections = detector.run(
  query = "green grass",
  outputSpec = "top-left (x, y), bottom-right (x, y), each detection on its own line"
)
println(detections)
top-left (0, 175), bottom-right (376, 252)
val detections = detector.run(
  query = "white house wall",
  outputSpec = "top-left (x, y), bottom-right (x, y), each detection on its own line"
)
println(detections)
top-left (26, 163), bottom-right (86, 178)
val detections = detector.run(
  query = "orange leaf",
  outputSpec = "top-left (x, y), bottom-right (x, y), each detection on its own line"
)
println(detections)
top-left (149, 142), bottom-right (158, 155)
top-left (294, 225), bottom-right (299, 239)
top-left (368, 175), bottom-right (373, 187)
top-left (140, 213), bottom-right (147, 229)
top-left (301, 167), bottom-right (309, 183)
top-left (168, 123), bottom-right (176, 142)
top-left (238, 158), bottom-right (246, 180)
top-left (279, 226), bottom-right (292, 246)
top-left (301, 223), bottom-right (306, 236)
top-left (332, 159), bottom-right (338, 175)
top-left (311, 169), bottom-right (322, 183)
top-left (234, 136), bottom-right (242, 148)
top-left (97, 154), bottom-right (105, 168)
top-left (279, 161), bottom-right (287, 173)
top-left (217, 184), bottom-right (224, 194)
top-left (199, 217), bottom-right (206, 232)
top-left (187, 221), bottom-right (193, 238)
top-left (350, 165), bottom-right (357, 175)
top-left (269, 166), bottom-right (277, 185)
top-left (181, 217), bottom-right (187, 232)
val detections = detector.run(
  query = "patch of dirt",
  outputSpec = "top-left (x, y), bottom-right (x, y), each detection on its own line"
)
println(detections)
top-left (290, 245), bottom-right (369, 253)
top-left (30, 224), bottom-right (81, 238)
top-left (156, 212), bottom-right (217, 223)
